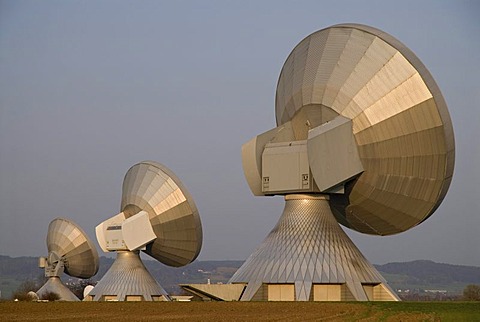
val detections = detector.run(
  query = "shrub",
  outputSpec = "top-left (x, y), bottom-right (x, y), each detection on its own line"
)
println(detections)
top-left (40, 291), bottom-right (60, 301)
top-left (11, 279), bottom-right (40, 301)
top-left (463, 284), bottom-right (480, 301)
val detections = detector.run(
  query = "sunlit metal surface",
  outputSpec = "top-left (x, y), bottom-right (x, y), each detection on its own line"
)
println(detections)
top-left (46, 218), bottom-right (99, 278)
top-left (37, 218), bottom-right (99, 301)
top-left (275, 24), bottom-right (454, 235)
top-left (85, 251), bottom-right (169, 301)
top-left (227, 24), bottom-right (455, 302)
top-left (230, 195), bottom-right (398, 301)
top-left (88, 161), bottom-right (202, 301)
top-left (121, 161), bottom-right (202, 266)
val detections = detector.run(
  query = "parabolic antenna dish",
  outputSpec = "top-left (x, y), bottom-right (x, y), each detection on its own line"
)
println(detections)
top-left (121, 161), bottom-right (202, 266)
top-left (88, 161), bottom-right (202, 301)
top-left (38, 217), bottom-right (99, 301)
top-left (46, 217), bottom-right (99, 278)
top-left (205, 23), bottom-right (456, 302)
top-left (274, 23), bottom-right (455, 235)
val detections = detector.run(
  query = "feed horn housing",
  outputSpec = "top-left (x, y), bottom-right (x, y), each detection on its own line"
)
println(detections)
top-left (243, 114), bottom-right (363, 196)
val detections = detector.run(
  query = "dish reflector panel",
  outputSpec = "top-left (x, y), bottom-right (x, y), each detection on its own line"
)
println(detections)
top-left (121, 161), bottom-right (202, 267)
top-left (274, 24), bottom-right (454, 235)
top-left (46, 218), bottom-right (99, 278)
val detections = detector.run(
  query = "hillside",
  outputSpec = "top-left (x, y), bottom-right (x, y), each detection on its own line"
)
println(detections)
top-left (0, 255), bottom-right (243, 299)
top-left (374, 260), bottom-right (480, 296)
top-left (376, 260), bottom-right (480, 284)
top-left (1, 255), bottom-right (479, 299)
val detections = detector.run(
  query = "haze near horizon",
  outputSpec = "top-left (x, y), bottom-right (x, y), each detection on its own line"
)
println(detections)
top-left (0, 1), bottom-right (479, 266)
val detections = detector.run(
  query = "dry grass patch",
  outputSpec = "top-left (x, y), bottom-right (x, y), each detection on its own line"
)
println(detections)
top-left (1, 301), bottom-right (477, 322)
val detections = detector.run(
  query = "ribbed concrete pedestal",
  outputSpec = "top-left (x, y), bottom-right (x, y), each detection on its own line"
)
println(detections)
top-left (37, 276), bottom-right (80, 301)
top-left (229, 194), bottom-right (399, 301)
top-left (86, 251), bottom-right (169, 301)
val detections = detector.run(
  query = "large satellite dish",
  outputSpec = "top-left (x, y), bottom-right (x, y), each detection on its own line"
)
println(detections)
top-left (86, 161), bottom-right (202, 301)
top-left (37, 218), bottom-right (99, 301)
top-left (228, 24), bottom-right (455, 301)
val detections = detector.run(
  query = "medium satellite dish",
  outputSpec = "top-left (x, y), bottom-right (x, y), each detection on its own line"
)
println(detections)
top-left (86, 161), bottom-right (202, 301)
top-left (37, 218), bottom-right (99, 301)
top-left (229, 24), bottom-right (454, 301)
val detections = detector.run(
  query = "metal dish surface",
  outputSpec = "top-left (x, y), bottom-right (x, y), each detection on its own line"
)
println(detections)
top-left (121, 161), bottom-right (202, 266)
top-left (275, 24), bottom-right (454, 235)
top-left (47, 218), bottom-right (99, 278)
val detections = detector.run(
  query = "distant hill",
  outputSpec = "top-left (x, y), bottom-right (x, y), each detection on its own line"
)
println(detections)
top-left (1, 255), bottom-right (479, 299)
top-left (0, 255), bottom-right (43, 299)
top-left (374, 260), bottom-right (480, 295)
top-left (0, 255), bottom-right (243, 299)
top-left (376, 260), bottom-right (480, 284)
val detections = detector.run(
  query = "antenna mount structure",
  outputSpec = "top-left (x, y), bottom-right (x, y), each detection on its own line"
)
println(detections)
top-left (37, 218), bottom-right (99, 301)
top-left (228, 24), bottom-right (455, 301)
top-left (85, 161), bottom-right (203, 301)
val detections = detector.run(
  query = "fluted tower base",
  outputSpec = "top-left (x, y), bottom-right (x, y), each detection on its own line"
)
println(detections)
top-left (37, 276), bottom-right (80, 301)
top-left (85, 251), bottom-right (170, 301)
top-left (229, 194), bottom-right (399, 301)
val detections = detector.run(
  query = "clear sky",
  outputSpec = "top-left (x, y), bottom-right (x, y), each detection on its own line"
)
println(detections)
top-left (1, 0), bottom-right (479, 267)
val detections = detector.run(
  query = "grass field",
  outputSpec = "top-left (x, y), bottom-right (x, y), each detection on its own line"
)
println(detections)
top-left (1, 301), bottom-right (479, 321)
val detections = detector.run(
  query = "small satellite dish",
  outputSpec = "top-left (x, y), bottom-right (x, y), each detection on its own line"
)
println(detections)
top-left (230, 23), bottom-right (454, 301)
top-left (83, 285), bottom-right (94, 298)
top-left (27, 291), bottom-right (39, 301)
top-left (37, 218), bottom-right (99, 301)
top-left (86, 161), bottom-right (202, 301)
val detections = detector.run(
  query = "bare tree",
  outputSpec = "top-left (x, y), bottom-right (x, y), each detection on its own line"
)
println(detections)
top-left (11, 279), bottom-right (41, 301)
top-left (40, 291), bottom-right (60, 301)
top-left (463, 284), bottom-right (480, 301)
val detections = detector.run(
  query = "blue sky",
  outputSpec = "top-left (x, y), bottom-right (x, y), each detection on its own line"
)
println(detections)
top-left (0, 0), bottom-right (479, 266)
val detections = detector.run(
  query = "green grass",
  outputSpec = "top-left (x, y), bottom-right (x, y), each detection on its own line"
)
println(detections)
top-left (368, 302), bottom-right (480, 321)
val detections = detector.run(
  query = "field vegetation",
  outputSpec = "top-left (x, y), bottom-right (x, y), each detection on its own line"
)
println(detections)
top-left (1, 301), bottom-right (479, 322)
